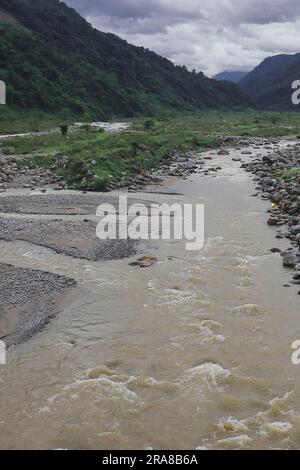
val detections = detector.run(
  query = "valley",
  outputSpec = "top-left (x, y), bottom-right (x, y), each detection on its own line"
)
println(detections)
top-left (1, 0), bottom-right (300, 454)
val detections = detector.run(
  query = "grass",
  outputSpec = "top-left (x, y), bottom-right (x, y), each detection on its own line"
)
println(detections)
top-left (1, 124), bottom-right (220, 190)
top-left (2, 110), bottom-right (300, 191)
top-left (132, 111), bottom-right (300, 138)
top-left (2, 109), bottom-right (300, 136)
top-left (0, 108), bottom-right (77, 134)
top-left (278, 167), bottom-right (300, 179)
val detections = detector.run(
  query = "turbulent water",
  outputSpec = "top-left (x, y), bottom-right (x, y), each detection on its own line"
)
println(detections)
top-left (0, 142), bottom-right (299, 450)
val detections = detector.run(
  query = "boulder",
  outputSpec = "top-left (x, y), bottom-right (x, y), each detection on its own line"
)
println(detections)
top-left (267, 217), bottom-right (279, 226)
top-left (283, 253), bottom-right (297, 268)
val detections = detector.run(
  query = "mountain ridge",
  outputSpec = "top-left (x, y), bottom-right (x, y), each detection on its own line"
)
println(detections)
top-left (0, 0), bottom-right (251, 119)
top-left (239, 53), bottom-right (300, 110)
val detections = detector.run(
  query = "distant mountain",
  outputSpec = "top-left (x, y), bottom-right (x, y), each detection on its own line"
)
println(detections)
top-left (213, 71), bottom-right (249, 83)
top-left (0, 0), bottom-right (251, 119)
top-left (239, 53), bottom-right (300, 110)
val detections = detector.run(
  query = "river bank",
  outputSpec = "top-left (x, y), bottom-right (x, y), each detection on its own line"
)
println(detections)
top-left (0, 135), bottom-right (299, 449)
top-left (0, 135), bottom-right (299, 350)
top-left (242, 144), bottom-right (300, 288)
top-left (0, 262), bottom-right (76, 347)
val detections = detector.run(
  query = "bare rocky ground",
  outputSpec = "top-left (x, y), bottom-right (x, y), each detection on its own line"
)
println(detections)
top-left (0, 218), bottom-right (138, 260)
top-left (0, 192), bottom-right (149, 347)
top-left (241, 140), bottom-right (300, 289)
top-left (0, 263), bottom-right (76, 347)
top-left (0, 192), bottom-right (153, 215)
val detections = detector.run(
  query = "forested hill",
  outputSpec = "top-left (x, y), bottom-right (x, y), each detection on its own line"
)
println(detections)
top-left (0, 0), bottom-right (251, 119)
top-left (239, 53), bottom-right (300, 110)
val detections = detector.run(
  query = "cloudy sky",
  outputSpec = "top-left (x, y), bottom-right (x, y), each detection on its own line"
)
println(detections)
top-left (64, 0), bottom-right (300, 76)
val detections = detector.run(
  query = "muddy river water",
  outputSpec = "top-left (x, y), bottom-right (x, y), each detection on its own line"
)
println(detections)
top-left (0, 142), bottom-right (299, 450)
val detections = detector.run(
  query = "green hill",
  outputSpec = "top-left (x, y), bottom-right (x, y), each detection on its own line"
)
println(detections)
top-left (0, 0), bottom-right (251, 120)
top-left (239, 54), bottom-right (300, 110)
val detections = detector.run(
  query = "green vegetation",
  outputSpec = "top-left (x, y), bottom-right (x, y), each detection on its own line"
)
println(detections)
top-left (3, 111), bottom-right (300, 191)
top-left (239, 53), bottom-right (300, 111)
top-left (133, 111), bottom-right (300, 138)
top-left (278, 167), bottom-right (300, 179)
top-left (0, 108), bottom-right (76, 134)
top-left (0, 0), bottom-right (250, 123)
top-left (2, 110), bottom-right (300, 136)
top-left (3, 119), bottom-right (220, 190)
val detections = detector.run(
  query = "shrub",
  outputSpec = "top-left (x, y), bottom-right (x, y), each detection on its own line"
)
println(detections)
top-left (60, 125), bottom-right (69, 136)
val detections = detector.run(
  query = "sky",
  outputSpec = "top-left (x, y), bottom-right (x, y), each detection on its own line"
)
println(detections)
top-left (64, 0), bottom-right (300, 77)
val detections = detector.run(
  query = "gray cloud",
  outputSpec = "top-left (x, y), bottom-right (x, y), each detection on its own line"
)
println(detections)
top-left (64, 0), bottom-right (300, 76)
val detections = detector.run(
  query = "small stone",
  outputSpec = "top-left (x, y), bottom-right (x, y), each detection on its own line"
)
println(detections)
top-left (283, 253), bottom-right (297, 268)
top-left (129, 256), bottom-right (158, 268)
top-left (267, 217), bottom-right (278, 226)
top-left (291, 225), bottom-right (300, 235)
top-left (270, 248), bottom-right (281, 254)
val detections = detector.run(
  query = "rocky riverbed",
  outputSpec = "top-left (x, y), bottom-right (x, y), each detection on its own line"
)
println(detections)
top-left (0, 262), bottom-right (76, 347)
top-left (0, 191), bottom-right (151, 347)
top-left (241, 141), bottom-right (300, 292)
top-left (0, 134), bottom-right (299, 349)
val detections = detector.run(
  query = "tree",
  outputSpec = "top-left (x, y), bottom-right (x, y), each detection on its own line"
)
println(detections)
top-left (143, 119), bottom-right (155, 132)
top-left (60, 124), bottom-right (69, 136)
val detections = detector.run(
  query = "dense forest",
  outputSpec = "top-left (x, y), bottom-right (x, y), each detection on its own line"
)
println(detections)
top-left (239, 53), bottom-right (300, 110)
top-left (0, 0), bottom-right (251, 119)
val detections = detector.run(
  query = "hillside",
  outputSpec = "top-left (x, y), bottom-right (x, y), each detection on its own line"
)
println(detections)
top-left (239, 53), bottom-right (300, 110)
top-left (0, 0), bottom-right (251, 119)
top-left (213, 71), bottom-right (249, 83)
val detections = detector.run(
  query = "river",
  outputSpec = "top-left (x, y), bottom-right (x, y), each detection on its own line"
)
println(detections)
top-left (0, 141), bottom-right (299, 450)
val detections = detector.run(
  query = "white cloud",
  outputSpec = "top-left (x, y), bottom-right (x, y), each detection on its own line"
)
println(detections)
top-left (65, 0), bottom-right (300, 76)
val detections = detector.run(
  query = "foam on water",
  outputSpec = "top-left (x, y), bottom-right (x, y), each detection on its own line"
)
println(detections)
top-left (216, 435), bottom-right (252, 449)
top-left (204, 236), bottom-right (225, 251)
top-left (230, 304), bottom-right (267, 317)
top-left (212, 391), bottom-right (296, 449)
top-left (184, 320), bottom-right (225, 344)
top-left (217, 417), bottom-right (249, 433)
top-left (182, 363), bottom-right (231, 389)
top-left (259, 422), bottom-right (293, 437)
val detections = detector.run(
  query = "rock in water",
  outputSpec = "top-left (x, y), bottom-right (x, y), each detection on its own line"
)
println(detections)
top-left (282, 253), bottom-right (297, 268)
top-left (267, 217), bottom-right (279, 226)
top-left (270, 248), bottom-right (281, 254)
top-left (291, 225), bottom-right (300, 235)
top-left (129, 256), bottom-right (158, 268)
